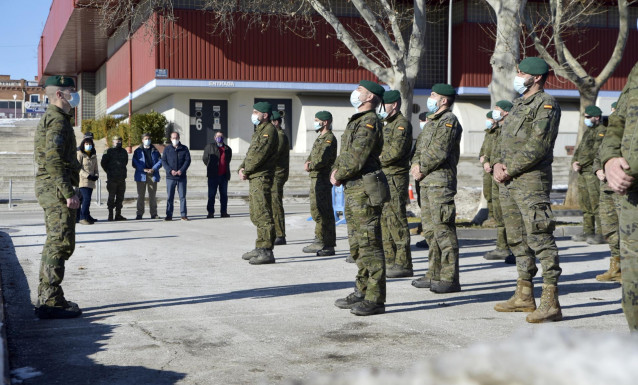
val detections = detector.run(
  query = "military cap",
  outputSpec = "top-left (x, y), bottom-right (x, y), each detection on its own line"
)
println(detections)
top-left (518, 57), bottom-right (549, 75)
top-left (315, 111), bottom-right (332, 121)
top-left (84, 132), bottom-right (94, 139)
top-left (585, 105), bottom-right (602, 117)
top-left (359, 80), bottom-right (385, 98)
top-left (383, 90), bottom-right (401, 104)
top-left (432, 83), bottom-right (456, 96)
top-left (486, 111), bottom-right (493, 119)
top-left (495, 100), bottom-right (513, 112)
top-left (141, 132), bottom-right (151, 138)
top-left (611, 101), bottom-right (618, 109)
top-left (253, 101), bottom-right (272, 113)
top-left (271, 110), bottom-right (282, 121)
top-left (418, 112), bottom-right (428, 121)
top-left (44, 75), bottom-right (75, 88)
top-left (112, 135), bottom-right (122, 141)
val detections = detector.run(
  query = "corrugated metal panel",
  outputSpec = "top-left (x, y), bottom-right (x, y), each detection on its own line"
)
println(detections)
top-left (38, 0), bottom-right (75, 81)
top-left (106, 40), bottom-right (130, 107)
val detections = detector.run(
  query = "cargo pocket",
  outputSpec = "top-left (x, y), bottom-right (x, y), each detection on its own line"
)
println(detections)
top-left (530, 204), bottom-right (555, 234)
top-left (438, 203), bottom-right (456, 225)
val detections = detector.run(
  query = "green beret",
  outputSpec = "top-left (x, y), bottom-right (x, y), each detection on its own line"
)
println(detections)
top-left (112, 135), bottom-right (122, 141)
top-left (271, 110), bottom-right (282, 121)
top-left (486, 111), bottom-right (493, 119)
top-left (432, 83), bottom-right (456, 96)
top-left (495, 100), bottom-right (513, 112)
top-left (44, 75), bottom-right (75, 88)
top-left (383, 90), bottom-right (401, 104)
top-left (315, 111), bottom-right (332, 121)
top-left (585, 105), bottom-right (602, 117)
top-left (359, 80), bottom-right (385, 98)
top-left (518, 57), bottom-right (549, 75)
top-left (253, 101), bottom-right (272, 113)
top-left (611, 101), bottom-right (618, 109)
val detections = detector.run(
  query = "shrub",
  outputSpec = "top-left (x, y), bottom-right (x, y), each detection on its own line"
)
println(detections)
top-left (130, 111), bottom-right (168, 146)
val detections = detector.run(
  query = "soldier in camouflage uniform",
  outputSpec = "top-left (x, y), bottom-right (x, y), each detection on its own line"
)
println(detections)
top-left (101, 135), bottom-right (129, 221)
top-left (303, 111), bottom-right (338, 256)
top-left (492, 57), bottom-right (562, 323)
top-left (34, 75), bottom-right (83, 319)
top-left (410, 83), bottom-right (463, 294)
top-left (480, 111), bottom-right (496, 224)
top-left (270, 111), bottom-right (290, 246)
top-left (571, 105), bottom-right (605, 244)
top-left (239, 102), bottom-right (279, 265)
top-left (600, 61), bottom-right (638, 331)
top-left (378, 90), bottom-right (413, 278)
top-left (333, 80), bottom-right (387, 316)
top-left (483, 100), bottom-right (515, 262)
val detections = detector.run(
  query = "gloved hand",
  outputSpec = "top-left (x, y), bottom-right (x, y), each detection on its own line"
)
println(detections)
top-left (88, 175), bottom-right (99, 181)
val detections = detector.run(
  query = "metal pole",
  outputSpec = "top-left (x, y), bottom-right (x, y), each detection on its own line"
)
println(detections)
top-left (8, 178), bottom-right (12, 210)
top-left (96, 179), bottom-right (101, 206)
top-left (447, 0), bottom-right (453, 85)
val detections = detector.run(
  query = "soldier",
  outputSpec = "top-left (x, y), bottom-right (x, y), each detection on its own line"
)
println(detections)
top-left (378, 90), bottom-right (413, 278)
top-left (239, 102), bottom-right (279, 265)
top-left (332, 80), bottom-right (387, 316)
top-left (483, 100), bottom-right (515, 262)
top-left (413, 112), bottom-right (429, 250)
top-left (600, 61), bottom-right (638, 331)
top-left (571, 105), bottom-right (605, 244)
top-left (492, 57), bottom-right (563, 323)
top-left (101, 135), bottom-right (128, 221)
top-left (303, 111), bottom-right (338, 256)
top-left (479, 111), bottom-right (497, 225)
top-left (410, 83), bottom-right (463, 294)
top-left (34, 75), bottom-right (82, 319)
top-left (271, 110), bottom-right (290, 245)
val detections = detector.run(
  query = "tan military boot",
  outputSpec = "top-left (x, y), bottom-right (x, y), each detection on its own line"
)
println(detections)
top-left (596, 257), bottom-right (621, 282)
top-left (526, 284), bottom-right (562, 323)
top-left (494, 279), bottom-right (537, 312)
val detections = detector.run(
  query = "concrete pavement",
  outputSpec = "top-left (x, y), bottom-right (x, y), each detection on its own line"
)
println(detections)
top-left (0, 199), bottom-right (628, 385)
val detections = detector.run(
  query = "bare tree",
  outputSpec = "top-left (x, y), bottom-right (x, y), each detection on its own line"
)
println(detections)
top-left (522, 0), bottom-right (631, 205)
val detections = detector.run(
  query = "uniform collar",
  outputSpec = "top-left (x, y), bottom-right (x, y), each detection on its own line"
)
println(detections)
top-left (48, 104), bottom-right (72, 118)
top-left (384, 112), bottom-right (403, 123)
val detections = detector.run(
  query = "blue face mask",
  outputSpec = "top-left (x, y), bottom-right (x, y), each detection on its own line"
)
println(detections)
top-left (492, 109), bottom-right (502, 121)
top-left (513, 76), bottom-right (529, 94)
top-left (66, 92), bottom-right (80, 108)
top-left (485, 120), bottom-right (494, 130)
top-left (84, 144), bottom-right (92, 151)
top-left (426, 97), bottom-right (438, 113)
top-left (350, 90), bottom-right (363, 109)
top-left (419, 121), bottom-right (426, 130)
top-left (313, 121), bottom-right (322, 131)
top-left (584, 118), bottom-right (594, 127)
top-left (251, 113), bottom-right (260, 125)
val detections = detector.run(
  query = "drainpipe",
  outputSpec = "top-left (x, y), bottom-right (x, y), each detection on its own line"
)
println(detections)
top-left (447, 0), bottom-right (453, 85)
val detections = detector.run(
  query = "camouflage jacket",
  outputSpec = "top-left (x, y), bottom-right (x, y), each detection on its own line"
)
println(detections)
top-left (592, 125), bottom-right (613, 192)
top-left (306, 130), bottom-right (337, 177)
top-left (493, 90), bottom-right (561, 178)
top-left (34, 105), bottom-right (81, 199)
top-left (240, 121), bottom-right (279, 178)
top-left (573, 123), bottom-right (604, 172)
top-left (333, 109), bottom-right (383, 182)
top-left (380, 112), bottom-right (412, 175)
top-left (600, 61), bottom-right (638, 184)
top-left (101, 146), bottom-right (129, 180)
top-left (274, 127), bottom-right (290, 181)
top-left (479, 123), bottom-right (499, 165)
top-left (411, 109), bottom-right (462, 189)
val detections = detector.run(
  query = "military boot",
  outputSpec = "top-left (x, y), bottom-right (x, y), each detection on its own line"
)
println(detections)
top-left (350, 300), bottom-right (385, 316)
top-left (494, 279), bottom-right (537, 312)
top-left (114, 211), bottom-right (127, 221)
top-left (571, 232), bottom-right (592, 242)
top-left (387, 265), bottom-right (414, 278)
top-left (411, 276), bottom-right (437, 289)
top-left (415, 239), bottom-right (429, 249)
top-left (35, 300), bottom-right (82, 319)
top-left (316, 246), bottom-right (335, 256)
top-left (242, 249), bottom-right (259, 260)
top-left (484, 248), bottom-right (512, 260)
top-left (504, 254), bottom-right (516, 265)
top-left (586, 234), bottom-right (606, 245)
top-left (526, 284), bottom-right (562, 323)
top-left (249, 248), bottom-right (275, 265)
top-left (596, 257), bottom-right (622, 282)
top-left (108, 209), bottom-right (114, 221)
top-left (274, 237), bottom-right (287, 246)
top-left (430, 280), bottom-right (461, 293)
top-left (303, 241), bottom-right (324, 253)
top-left (334, 291), bottom-right (365, 309)
top-left (345, 255), bottom-right (355, 263)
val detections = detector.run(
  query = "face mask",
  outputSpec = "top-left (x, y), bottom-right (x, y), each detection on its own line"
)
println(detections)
top-left (143, 139), bottom-right (151, 146)
top-left (492, 109), bottom-right (502, 121)
top-left (350, 90), bottom-right (363, 109)
top-left (114, 142), bottom-right (122, 148)
top-left (68, 92), bottom-right (80, 108)
top-left (419, 121), bottom-right (426, 130)
top-left (84, 144), bottom-right (92, 152)
top-left (584, 118), bottom-right (594, 128)
top-left (171, 139), bottom-right (179, 146)
top-left (513, 76), bottom-right (529, 94)
top-left (426, 97), bottom-right (438, 113)
top-left (313, 121), bottom-right (322, 132)
top-left (215, 136), bottom-right (224, 144)
top-left (485, 120), bottom-right (494, 129)
top-left (251, 113), bottom-right (261, 125)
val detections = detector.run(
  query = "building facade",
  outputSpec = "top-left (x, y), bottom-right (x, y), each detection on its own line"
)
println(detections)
top-left (0, 75), bottom-right (48, 118)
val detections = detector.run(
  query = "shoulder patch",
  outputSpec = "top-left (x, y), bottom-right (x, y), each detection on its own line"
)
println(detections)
top-left (365, 123), bottom-right (374, 129)
top-left (326, 140), bottom-right (331, 143)
top-left (543, 105), bottom-right (553, 109)
top-left (397, 126), bottom-right (405, 130)
top-left (263, 134), bottom-right (269, 137)
top-left (445, 123), bottom-right (453, 128)
top-left (599, 133), bottom-right (605, 137)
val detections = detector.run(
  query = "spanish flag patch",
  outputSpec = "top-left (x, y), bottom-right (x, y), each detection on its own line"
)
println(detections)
top-left (398, 126), bottom-right (405, 130)
top-left (445, 123), bottom-right (453, 128)
top-left (326, 140), bottom-right (331, 143)
top-left (263, 134), bottom-right (269, 137)
top-left (599, 133), bottom-right (605, 137)
top-left (366, 123), bottom-right (374, 129)
top-left (544, 105), bottom-right (553, 109)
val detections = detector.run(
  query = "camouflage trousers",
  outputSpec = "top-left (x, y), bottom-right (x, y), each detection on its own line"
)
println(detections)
top-left (492, 179), bottom-right (508, 250)
top-left (499, 170), bottom-right (561, 285)
top-left (419, 184), bottom-right (459, 283)
top-left (577, 171), bottom-right (602, 235)
top-left (249, 175), bottom-right (275, 249)
top-left (310, 175), bottom-right (335, 247)
top-left (106, 179), bottom-right (126, 211)
top-left (483, 171), bottom-right (494, 218)
top-left (619, 190), bottom-right (638, 331)
top-left (381, 172), bottom-right (412, 269)
top-left (599, 187), bottom-right (620, 260)
top-left (35, 182), bottom-right (76, 307)
top-left (271, 175), bottom-right (287, 238)
top-left (344, 181), bottom-right (385, 304)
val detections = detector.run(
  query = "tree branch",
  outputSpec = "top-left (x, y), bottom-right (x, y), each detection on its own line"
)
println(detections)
top-left (595, 0), bottom-right (629, 88)
top-left (349, 0), bottom-right (401, 67)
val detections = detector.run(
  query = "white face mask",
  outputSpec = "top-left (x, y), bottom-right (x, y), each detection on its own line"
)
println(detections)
top-left (350, 90), bottom-right (363, 109)
top-left (584, 118), bottom-right (594, 128)
top-left (313, 121), bottom-right (322, 131)
top-left (513, 75), bottom-right (529, 94)
top-left (251, 113), bottom-right (261, 125)
top-left (84, 144), bottom-right (92, 151)
top-left (426, 97), bottom-right (438, 113)
top-left (143, 139), bottom-right (151, 147)
top-left (492, 109), bottom-right (502, 121)
top-left (171, 139), bottom-right (179, 146)
top-left (419, 121), bottom-right (426, 130)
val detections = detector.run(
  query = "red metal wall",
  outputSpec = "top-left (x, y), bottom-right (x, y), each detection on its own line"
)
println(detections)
top-left (453, 23), bottom-right (638, 91)
top-left (38, 0), bottom-right (75, 81)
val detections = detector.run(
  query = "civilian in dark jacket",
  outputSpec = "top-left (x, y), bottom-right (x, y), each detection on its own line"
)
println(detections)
top-left (133, 133), bottom-right (163, 219)
top-left (162, 132), bottom-right (191, 221)
top-left (202, 130), bottom-right (232, 218)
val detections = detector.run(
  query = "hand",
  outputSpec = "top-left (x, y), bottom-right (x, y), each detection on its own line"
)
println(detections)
top-left (572, 162), bottom-right (581, 172)
top-left (304, 161), bottom-right (310, 172)
top-left (176, 170), bottom-right (182, 176)
top-left (410, 164), bottom-right (421, 180)
top-left (67, 195), bottom-right (80, 209)
top-left (605, 157), bottom-right (634, 195)
top-left (479, 155), bottom-right (485, 164)
top-left (239, 168), bottom-right (247, 181)
top-left (483, 162), bottom-right (492, 173)
top-left (330, 169), bottom-right (341, 186)
top-left (595, 169), bottom-right (606, 182)
top-left (171, 170), bottom-right (177, 176)
top-left (146, 169), bottom-right (154, 174)
top-left (493, 163), bottom-right (511, 183)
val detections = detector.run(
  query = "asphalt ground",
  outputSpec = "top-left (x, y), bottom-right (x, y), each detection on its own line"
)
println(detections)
top-left (0, 199), bottom-right (628, 385)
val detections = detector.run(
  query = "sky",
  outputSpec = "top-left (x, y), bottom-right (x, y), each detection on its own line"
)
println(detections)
top-left (0, 1), bottom-right (51, 80)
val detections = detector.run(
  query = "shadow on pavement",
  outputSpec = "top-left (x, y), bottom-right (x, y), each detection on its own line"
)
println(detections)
top-left (0, 231), bottom-right (186, 385)
top-left (13, 235), bottom-right (178, 249)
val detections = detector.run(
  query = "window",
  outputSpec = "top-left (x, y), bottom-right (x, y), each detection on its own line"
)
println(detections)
top-left (30, 94), bottom-right (40, 103)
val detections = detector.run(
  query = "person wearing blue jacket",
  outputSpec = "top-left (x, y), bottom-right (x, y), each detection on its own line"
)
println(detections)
top-left (133, 133), bottom-right (163, 220)
top-left (162, 132), bottom-right (191, 221)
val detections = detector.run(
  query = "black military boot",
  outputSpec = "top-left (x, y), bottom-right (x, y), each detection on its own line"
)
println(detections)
top-left (316, 247), bottom-right (335, 256)
top-left (108, 209), bottom-right (114, 221)
top-left (242, 249), bottom-right (259, 260)
top-left (114, 210), bottom-right (127, 221)
top-left (350, 300), bottom-right (385, 316)
top-left (334, 291), bottom-right (364, 309)
top-left (430, 280), bottom-right (461, 294)
top-left (415, 239), bottom-right (429, 249)
top-left (274, 237), bottom-right (287, 246)
top-left (35, 301), bottom-right (82, 319)
top-left (249, 248), bottom-right (276, 265)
